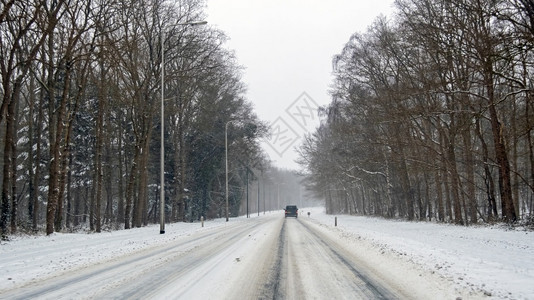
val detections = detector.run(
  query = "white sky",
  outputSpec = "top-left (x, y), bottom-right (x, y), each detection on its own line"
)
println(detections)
top-left (205, 0), bottom-right (396, 170)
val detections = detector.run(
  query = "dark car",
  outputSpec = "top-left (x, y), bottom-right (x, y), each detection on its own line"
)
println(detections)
top-left (285, 205), bottom-right (298, 218)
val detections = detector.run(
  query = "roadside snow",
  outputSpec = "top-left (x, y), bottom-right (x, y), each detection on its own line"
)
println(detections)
top-left (1, 208), bottom-right (533, 299)
top-left (0, 218), bottom-right (233, 291)
top-left (303, 207), bottom-right (534, 299)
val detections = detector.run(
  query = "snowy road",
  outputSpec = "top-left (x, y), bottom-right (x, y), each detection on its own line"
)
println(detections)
top-left (2, 208), bottom-right (531, 299)
top-left (1, 214), bottom-right (409, 299)
top-left (274, 218), bottom-right (402, 299)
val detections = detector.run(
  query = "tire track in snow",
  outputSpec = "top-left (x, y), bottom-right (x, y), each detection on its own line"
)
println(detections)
top-left (260, 219), bottom-right (286, 299)
top-left (264, 218), bottom-right (403, 299)
top-left (295, 219), bottom-right (402, 299)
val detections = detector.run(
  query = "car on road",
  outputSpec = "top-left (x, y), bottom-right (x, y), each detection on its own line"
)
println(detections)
top-left (285, 205), bottom-right (298, 218)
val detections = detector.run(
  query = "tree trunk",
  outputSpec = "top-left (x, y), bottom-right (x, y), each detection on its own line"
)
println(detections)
top-left (475, 117), bottom-right (498, 220)
top-left (73, 186), bottom-right (80, 227)
top-left (177, 120), bottom-right (186, 221)
top-left (32, 76), bottom-right (45, 230)
top-left (117, 110), bottom-right (125, 226)
top-left (28, 76), bottom-right (36, 228)
top-left (138, 134), bottom-right (151, 227)
top-left (125, 145), bottom-right (140, 229)
top-left (398, 145), bottom-right (414, 220)
top-left (94, 69), bottom-right (105, 233)
top-left (424, 172), bottom-right (431, 221)
top-left (527, 96), bottom-right (534, 219)
top-left (45, 27), bottom-right (58, 236)
top-left (66, 152), bottom-right (73, 229)
top-left (511, 96), bottom-right (520, 219)
top-left (383, 148), bottom-right (395, 218)
top-left (57, 79), bottom-right (81, 231)
top-left (1, 82), bottom-right (18, 236)
top-left (486, 67), bottom-right (516, 222)
top-left (434, 168), bottom-right (445, 222)
top-left (48, 61), bottom-right (75, 233)
top-left (9, 86), bottom-right (20, 233)
top-left (104, 133), bottom-right (113, 226)
top-left (447, 137), bottom-right (463, 225)
top-left (47, 142), bottom-right (62, 235)
top-left (462, 129), bottom-right (477, 224)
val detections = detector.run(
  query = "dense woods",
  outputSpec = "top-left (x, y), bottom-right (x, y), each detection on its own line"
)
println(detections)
top-left (0, 0), bottom-right (277, 237)
top-left (299, 0), bottom-right (534, 224)
top-left (6, 0), bottom-right (531, 239)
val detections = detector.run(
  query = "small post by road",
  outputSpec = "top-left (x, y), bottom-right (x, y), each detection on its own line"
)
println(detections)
top-left (335, 216), bottom-right (337, 227)
top-left (201, 216), bottom-right (204, 227)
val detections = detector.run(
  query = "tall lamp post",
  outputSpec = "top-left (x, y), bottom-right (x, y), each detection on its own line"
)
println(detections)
top-left (225, 120), bottom-right (234, 222)
top-left (160, 28), bottom-right (165, 234)
top-left (160, 20), bottom-right (207, 234)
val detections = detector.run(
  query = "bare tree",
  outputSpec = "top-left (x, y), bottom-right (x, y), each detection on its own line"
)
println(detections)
top-left (1, 0), bottom-right (66, 237)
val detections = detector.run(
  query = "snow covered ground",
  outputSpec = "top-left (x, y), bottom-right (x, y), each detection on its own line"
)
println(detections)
top-left (0, 207), bottom-right (533, 299)
top-left (306, 207), bottom-right (534, 299)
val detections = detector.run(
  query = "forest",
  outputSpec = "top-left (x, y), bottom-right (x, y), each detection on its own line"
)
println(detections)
top-left (299, 0), bottom-right (534, 225)
top-left (0, 0), bottom-right (312, 238)
top-left (5, 0), bottom-right (533, 240)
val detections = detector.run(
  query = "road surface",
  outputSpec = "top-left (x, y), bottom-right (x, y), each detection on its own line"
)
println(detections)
top-left (1, 214), bottom-right (408, 299)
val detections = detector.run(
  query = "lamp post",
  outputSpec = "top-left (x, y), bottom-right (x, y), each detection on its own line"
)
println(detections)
top-left (225, 120), bottom-right (233, 222)
top-left (246, 167), bottom-right (249, 218)
top-left (160, 28), bottom-right (165, 234)
top-left (225, 120), bottom-right (258, 221)
top-left (160, 20), bottom-right (207, 234)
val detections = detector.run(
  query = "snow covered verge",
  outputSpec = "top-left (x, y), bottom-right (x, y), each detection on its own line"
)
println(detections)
top-left (0, 217), bottom-right (237, 293)
top-left (0, 207), bottom-right (533, 299)
top-left (303, 207), bottom-right (534, 299)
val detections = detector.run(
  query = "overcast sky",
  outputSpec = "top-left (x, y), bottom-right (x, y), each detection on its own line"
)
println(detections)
top-left (205, 0), bottom-right (395, 170)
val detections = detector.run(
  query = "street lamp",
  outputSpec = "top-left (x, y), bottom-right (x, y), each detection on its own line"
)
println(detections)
top-left (160, 20), bottom-right (207, 234)
top-left (225, 121), bottom-right (258, 221)
top-left (225, 120), bottom-right (234, 222)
